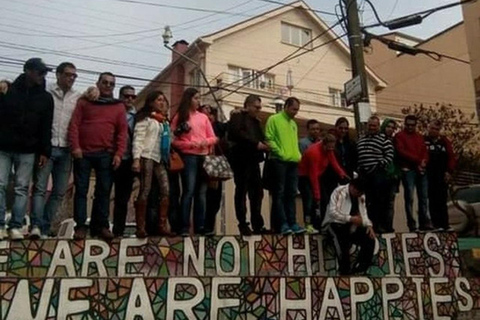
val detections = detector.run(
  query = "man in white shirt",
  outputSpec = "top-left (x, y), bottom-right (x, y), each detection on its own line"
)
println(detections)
top-left (322, 178), bottom-right (376, 275)
top-left (30, 62), bottom-right (81, 238)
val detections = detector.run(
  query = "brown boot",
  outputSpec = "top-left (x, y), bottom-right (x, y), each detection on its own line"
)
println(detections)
top-left (135, 199), bottom-right (147, 238)
top-left (159, 197), bottom-right (174, 236)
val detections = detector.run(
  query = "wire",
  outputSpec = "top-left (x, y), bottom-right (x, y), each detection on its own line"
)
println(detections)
top-left (256, 0), bottom-right (337, 16)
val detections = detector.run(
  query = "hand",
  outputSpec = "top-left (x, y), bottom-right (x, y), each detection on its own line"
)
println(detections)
top-left (0, 81), bottom-right (8, 94)
top-left (112, 155), bottom-right (121, 170)
top-left (350, 215), bottom-right (363, 227)
top-left (72, 149), bottom-right (83, 159)
top-left (444, 172), bottom-right (452, 183)
top-left (83, 86), bottom-right (100, 101)
top-left (131, 159), bottom-right (141, 173)
top-left (199, 140), bottom-right (208, 148)
top-left (38, 155), bottom-right (48, 168)
top-left (366, 226), bottom-right (376, 239)
top-left (257, 142), bottom-right (269, 151)
top-left (420, 159), bottom-right (427, 167)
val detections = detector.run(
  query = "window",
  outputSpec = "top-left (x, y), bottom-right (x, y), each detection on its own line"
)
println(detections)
top-left (329, 88), bottom-right (346, 108)
top-left (228, 66), bottom-right (275, 91)
top-left (190, 69), bottom-right (202, 87)
top-left (281, 22), bottom-right (312, 48)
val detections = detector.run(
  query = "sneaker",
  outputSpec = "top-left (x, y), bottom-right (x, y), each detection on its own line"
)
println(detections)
top-left (9, 228), bottom-right (24, 241)
top-left (446, 226), bottom-right (455, 232)
top-left (280, 224), bottom-right (292, 235)
top-left (253, 227), bottom-right (272, 235)
top-left (73, 227), bottom-right (87, 240)
top-left (305, 224), bottom-right (319, 234)
top-left (419, 224), bottom-right (434, 232)
top-left (238, 224), bottom-right (253, 236)
top-left (204, 229), bottom-right (215, 236)
top-left (98, 228), bottom-right (114, 242)
top-left (0, 227), bottom-right (7, 240)
top-left (290, 224), bottom-right (305, 234)
top-left (181, 231), bottom-right (190, 237)
top-left (29, 226), bottom-right (42, 240)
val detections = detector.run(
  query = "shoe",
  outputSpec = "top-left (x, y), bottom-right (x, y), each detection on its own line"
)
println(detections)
top-left (238, 224), bottom-right (253, 236)
top-left (409, 226), bottom-right (419, 232)
top-left (419, 223), bottom-right (434, 232)
top-left (134, 200), bottom-right (148, 238)
top-left (204, 229), bottom-right (215, 236)
top-left (280, 224), bottom-right (292, 235)
top-left (290, 224), bottom-right (305, 234)
top-left (446, 226), bottom-right (455, 232)
top-left (73, 227), bottom-right (88, 240)
top-left (305, 224), bottom-right (319, 234)
top-left (181, 231), bottom-right (190, 237)
top-left (98, 228), bottom-right (114, 242)
top-left (29, 226), bottom-right (42, 240)
top-left (158, 198), bottom-right (174, 236)
top-left (0, 227), bottom-right (7, 240)
top-left (9, 228), bottom-right (24, 241)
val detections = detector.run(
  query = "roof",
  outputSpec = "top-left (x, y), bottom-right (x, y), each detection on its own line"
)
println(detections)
top-left (414, 21), bottom-right (464, 48)
top-left (139, 0), bottom-right (387, 97)
top-left (378, 31), bottom-right (424, 43)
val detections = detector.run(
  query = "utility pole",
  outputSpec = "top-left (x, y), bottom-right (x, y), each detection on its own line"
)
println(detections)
top-left (346, 0), bottom-right (370, 136)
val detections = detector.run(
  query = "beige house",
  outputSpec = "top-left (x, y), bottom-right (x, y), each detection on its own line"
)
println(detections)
top-left (364, 23), bottom-right (477, 120)
top-left (137, 1), bottom-right (387, 234)
top-left (462, 0), bottom-right (480, 118)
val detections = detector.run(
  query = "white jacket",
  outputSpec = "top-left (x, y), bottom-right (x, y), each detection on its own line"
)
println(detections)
top-left (322, 184), bottom-right (372, 228)
top-left (132, 118), bottom-right (164, 163)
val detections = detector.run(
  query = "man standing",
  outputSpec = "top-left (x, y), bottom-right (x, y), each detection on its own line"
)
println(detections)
top-left (0, 58), bottom-right (54, 240)
top-left (112, 85), bottom-right (137, 237)
top-left (322, 178), bottom-right (375, 275)
top-left (299, 119), bottom-right (321, 154)
top-left (228, 95), bottom-right (269, 235)
top-left (265, 97), bottom-right (304, 234)
top-left (395, 115), bottom-right (433, 231)
top-left (69, 72), bottom-right (128, 241)
top-left (425, 120), bottom-right (455, 230)
top-left (357, 116), bottom-right (394, 233)
top-left (30, 62), bottom-right (80, 239)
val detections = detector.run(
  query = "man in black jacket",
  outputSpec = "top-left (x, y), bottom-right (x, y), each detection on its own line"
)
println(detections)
top-left (228, 94), bottom-right (269, 235)
top-left (0, 58), bottom-right (54, 240)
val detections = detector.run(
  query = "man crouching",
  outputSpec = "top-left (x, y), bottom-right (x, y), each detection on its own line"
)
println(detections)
top-left (322, 178), bottom-right (375, 275)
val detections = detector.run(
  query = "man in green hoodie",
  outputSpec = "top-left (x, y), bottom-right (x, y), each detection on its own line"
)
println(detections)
top-left (265, 97), bottom-right (304, 234)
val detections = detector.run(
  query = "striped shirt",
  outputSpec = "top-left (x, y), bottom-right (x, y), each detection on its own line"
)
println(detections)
top-left (357, 133), bottom-right (394, 174)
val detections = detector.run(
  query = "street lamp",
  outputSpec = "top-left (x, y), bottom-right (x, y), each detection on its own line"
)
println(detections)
top-left (161, 26), bottom-right (224, 120)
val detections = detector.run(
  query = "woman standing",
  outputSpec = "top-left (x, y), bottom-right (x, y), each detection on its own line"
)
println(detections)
top-left (171, 88), bottom-right (218, 235)
top-left (132, 90), bottom-right (172, 237)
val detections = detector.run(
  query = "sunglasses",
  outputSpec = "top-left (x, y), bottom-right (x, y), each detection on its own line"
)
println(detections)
top-left (123, 94), bottom-right (137, 99)
top-left (101, 80), bottom-right (115, 87)
top-left (63, 72), bottom-right (78, 79)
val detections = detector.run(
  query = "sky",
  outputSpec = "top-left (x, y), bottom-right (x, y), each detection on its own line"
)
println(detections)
top-left (0, 0), bottom-right (465, 92)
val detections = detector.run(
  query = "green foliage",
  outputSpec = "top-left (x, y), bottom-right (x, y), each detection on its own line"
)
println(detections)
top-left (401, 103), bottom-right (480, 172)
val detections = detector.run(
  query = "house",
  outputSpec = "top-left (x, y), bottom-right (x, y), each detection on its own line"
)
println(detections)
top-left (462, 0), bottom-right (480, 118)
top-left (137, 0), bottom-right (386, 130)
top-left (136, 1), bottom-right (387, 234)
top-left (364, 23), bottom-right (477, 120)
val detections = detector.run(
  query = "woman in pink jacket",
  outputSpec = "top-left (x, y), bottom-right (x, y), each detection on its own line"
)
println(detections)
top-left (171, 88), bottom-right (218, 235)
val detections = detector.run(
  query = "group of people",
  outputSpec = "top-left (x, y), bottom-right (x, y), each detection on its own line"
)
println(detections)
top-left (0, 58), bottom-right (456, 266)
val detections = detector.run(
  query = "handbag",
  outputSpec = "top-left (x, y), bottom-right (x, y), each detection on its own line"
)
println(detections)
top-left (203, 154), bottom-right (233, 181)
top-left (169, 150), bottom-right (184, 172)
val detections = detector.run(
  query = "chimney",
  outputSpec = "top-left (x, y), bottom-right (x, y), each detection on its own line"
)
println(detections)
top-left (172, 40), bottom-right (189, 62)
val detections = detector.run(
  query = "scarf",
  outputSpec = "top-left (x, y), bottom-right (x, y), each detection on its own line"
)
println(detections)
top-left (160, 121), bottom-right (171, 165)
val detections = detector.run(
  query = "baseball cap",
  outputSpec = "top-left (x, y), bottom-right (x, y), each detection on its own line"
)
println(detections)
top-left (23, 58), bottom-right (52, 73)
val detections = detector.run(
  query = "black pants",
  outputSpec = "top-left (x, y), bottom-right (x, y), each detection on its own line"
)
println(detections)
top-left (232, 159), bottom-right (265, 231)
top-left (168, 172), bottom-right (181, 234)
top-left (204, 181), bottom-right (223, 233)
top-left (363, 168), bottom-right (390, 233)
top-left (329, 223), bottom-right (375, 275)
top-left (428, 172), bottom-right (449, 229)
top-left (112, 159), bottom-right (134, 236)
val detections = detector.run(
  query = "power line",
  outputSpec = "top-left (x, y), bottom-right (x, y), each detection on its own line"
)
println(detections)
top-left (256, 0), bottom-right (337, 16)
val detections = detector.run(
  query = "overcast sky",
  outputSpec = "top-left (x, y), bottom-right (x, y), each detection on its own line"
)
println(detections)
top-left (0, 0), bottom-right (465, 92)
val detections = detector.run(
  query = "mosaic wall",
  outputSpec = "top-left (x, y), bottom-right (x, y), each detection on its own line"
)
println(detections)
top-left (0, 233), bottom-right (461, 278)
top-left (1, 276), bottom-right (479, 320)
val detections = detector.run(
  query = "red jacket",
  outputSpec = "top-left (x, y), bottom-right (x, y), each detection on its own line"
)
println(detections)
top-left (394, 130), bottom-right (428, 170)
top-left (298, 142), bottom-right (346, 201)
top-left (68, 98), bottom-right (128, 158)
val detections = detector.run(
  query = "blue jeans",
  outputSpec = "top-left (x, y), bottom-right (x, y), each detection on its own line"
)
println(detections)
top-left (270, 160), bottom-right (299, 232)
top-left (180, 155), bottom-right (207, 234)
top-left (32, 147), bottom-right (72, 234)
top-left (73, 152), bottom-right (113, 233)
top-left (0, 151), bottom-right (35, 229)
top-left (401, 169), bottom-right (431, 230)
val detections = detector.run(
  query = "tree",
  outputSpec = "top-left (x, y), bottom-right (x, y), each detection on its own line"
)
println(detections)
top-left (401, 103), bottom-right (480, 172)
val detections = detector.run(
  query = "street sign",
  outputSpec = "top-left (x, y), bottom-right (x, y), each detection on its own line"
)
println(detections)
top-left (344, 76), bottom-right (362, 105)
top-left (358, 102), bottom-right (372, 122)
